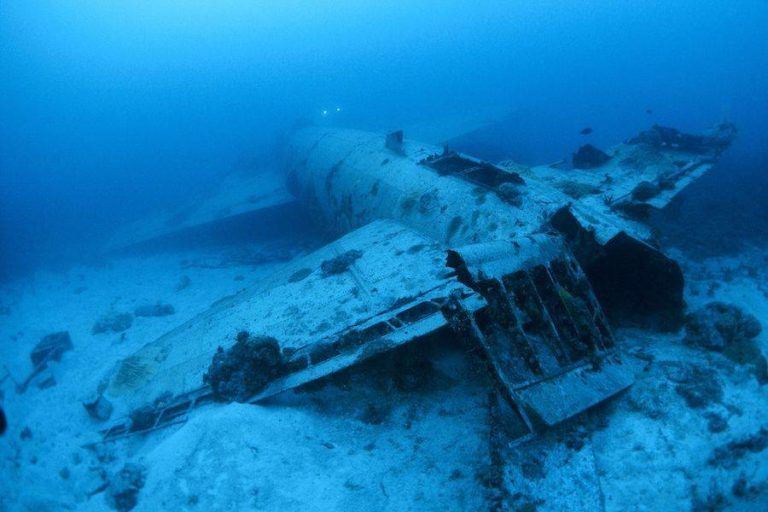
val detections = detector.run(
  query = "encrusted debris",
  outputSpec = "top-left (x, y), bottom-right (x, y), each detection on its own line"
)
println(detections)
top-left (385, 129), bottom-right (405, 154)
top-left (129, 405), bottom-right (157, 432)
top-left (626, 381), bottom-right (667, 420)
top-left (704, 412), bottom-right (728, 434)
top-left (661, 362), bottom-right (723, 409)
top-left (288, 267), bottom-right (312, 283)
top-left (31, 331), bottom-right (73, 367)
top-left (675, 377), bottom-right (723, 409)
top-left (630, 180), bottom-right (661, 201)
top-left (93, 312), bottom-right (134, 335)
top-left (106, 462), bottom-right (146, 512)
top-left (628, 123), bottom-right (737, 155)
top-left (685, 302), bottom-right (762, 351)
top-left (133, 303), bottom-right (175, 317)
top-left (557, 180), bottom-right (601, 199)
top-left (496, 182), bottom-right (523, 207)
top-left (84, 394), bottom-right (114, 422)
top-left (203, 331), bottom-right (284, 402)
top-left (731, 475), bottom-right (762, 499)
top-left (572, 144), bottom-right (611, 169)
top-left (321, 249), bottom-right (363, 276)
top-left (15, 331), bottom-right (74, 393)
top-left (690, 484), bottom-right (728, 512)
top-left (708, 427), bottom-right (768, 469)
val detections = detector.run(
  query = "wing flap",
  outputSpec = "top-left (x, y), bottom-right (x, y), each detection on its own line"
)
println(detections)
top-left (515, 355), bottom-right (635, 426)
top-left (445, 235), bottom-right (634, 428)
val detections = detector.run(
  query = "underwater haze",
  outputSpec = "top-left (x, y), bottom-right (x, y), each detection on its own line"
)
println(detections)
top-left (2, 2), bottom-right (768, 512)
top-left (2, 1), bottom-right (768, 279)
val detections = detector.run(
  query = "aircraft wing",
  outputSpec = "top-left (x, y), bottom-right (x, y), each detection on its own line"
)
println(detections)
top-left (102, 220), bottom-right (634, 442)
top-left (506, 123), bottom-right (737, 244)
top-left (105, 170), bottom-right (300, 252)
top-left (105, 219), bottom-right (473, 413)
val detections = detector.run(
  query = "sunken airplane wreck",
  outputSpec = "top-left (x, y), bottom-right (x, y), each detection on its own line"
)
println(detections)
top-left (99, 121), bottom-right (737, 443)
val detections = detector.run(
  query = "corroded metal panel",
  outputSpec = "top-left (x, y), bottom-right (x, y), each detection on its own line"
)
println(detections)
top-left (445, 236), bottom-right (631, 428)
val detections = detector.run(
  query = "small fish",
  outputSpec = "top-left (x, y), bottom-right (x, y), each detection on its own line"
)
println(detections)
top-left (580, 127), bottom-right (593, 135)
top-left (0, 406), bottom-right (6, 436)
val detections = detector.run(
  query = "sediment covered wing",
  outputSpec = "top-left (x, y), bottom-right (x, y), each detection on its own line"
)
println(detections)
top-left (102, 223), bottom-right (634, 443)
top-left (106, 170), bottom-right (300, 252)
top-left (105, 220), bottom-right (472, 414)
top-left (503, 123), bottom-right (736, 244)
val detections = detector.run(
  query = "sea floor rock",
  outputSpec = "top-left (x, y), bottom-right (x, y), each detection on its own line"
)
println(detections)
top-left (83, 394), bottom-right (113, 422)
top-left (708, 427), bottom-right (768, 469)
top-left (133, 302), bottom-right (175, 317)
top-left (106, 462), bottom-right (146, 512)
top-left (92, 312), bottom-right (134, 335)
top-left (685, 302), bottom-right (762, 351)
top-left (661, 362), bottom-right (724, 409)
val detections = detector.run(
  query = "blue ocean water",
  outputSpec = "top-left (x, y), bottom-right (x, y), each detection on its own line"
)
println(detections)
top-left (1, 2), bottom-right (768, 511)
top-left (2, 1), bottom-right (767, 279)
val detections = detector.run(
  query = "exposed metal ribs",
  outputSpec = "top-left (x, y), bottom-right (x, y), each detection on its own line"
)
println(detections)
top-left (420, 151), bottom-right (524, 190)
top-left (444, 236), bottom-right (632, 430)
top-left (100, 387), bottom-right (215, 443)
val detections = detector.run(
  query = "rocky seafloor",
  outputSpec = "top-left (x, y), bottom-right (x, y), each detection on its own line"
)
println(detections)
top-left (1, 242), bottom-right (766, 511)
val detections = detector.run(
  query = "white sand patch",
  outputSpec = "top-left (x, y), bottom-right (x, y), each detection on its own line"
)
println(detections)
top-left (2, 245), bottom-right (767, 511)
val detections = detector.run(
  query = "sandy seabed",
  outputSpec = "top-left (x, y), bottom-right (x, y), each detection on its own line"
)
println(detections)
top-left (1, 243), bottom-right (767, 511)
